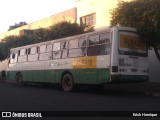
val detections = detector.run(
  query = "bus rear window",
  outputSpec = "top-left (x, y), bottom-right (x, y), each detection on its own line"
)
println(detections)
top-left (118, 31), bottom-right (147, 57)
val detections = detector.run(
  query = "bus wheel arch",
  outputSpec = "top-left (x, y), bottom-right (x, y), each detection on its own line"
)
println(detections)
top-left (15, 72), bottom-right (25, 86)
top-left (61, 71), bottom-right (74, 92)
top-left (16, 72), bottom-right (21, 77)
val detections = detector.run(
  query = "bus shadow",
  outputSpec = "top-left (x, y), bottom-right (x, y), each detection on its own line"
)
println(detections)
top-left (8, 80), bottom-right (160, 97)
top-left (72, 86), bottom-right (148, 97)
top-left (72, 83), bottom-right (160, 97)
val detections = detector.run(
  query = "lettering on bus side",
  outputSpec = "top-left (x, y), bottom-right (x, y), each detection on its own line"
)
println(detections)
top-left (73, 56), bottom-right (97, 68)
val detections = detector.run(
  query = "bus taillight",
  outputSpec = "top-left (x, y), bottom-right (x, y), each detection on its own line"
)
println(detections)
top-left (142, 68), bottom-right (149, 74)
top-left (112, 66), bottom-right (118, 72)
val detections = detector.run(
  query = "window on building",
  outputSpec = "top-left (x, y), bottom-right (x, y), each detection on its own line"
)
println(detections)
top-left (19, 29), bottom-right (34, 36)
top-left (80, 13), bottom-right (96, 26)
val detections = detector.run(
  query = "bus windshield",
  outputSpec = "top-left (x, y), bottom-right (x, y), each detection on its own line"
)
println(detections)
top-left (118, 31), bottom-right (147, 57)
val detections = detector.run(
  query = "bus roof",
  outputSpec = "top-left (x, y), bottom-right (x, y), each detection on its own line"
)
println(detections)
top-left (10, 26), bottom-right (137, 52)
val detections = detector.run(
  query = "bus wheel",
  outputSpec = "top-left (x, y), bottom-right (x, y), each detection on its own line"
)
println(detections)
top-left (16, 74), bottom-right (25, 86)
top-left (62, 74), bottom-right (74, 92)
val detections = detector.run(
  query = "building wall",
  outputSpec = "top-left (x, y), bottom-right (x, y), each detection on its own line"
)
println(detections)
top-left (76, 0), bottom-right (131, 29)
top-left (0, 7), bottom-right (77, 41)
top-left (0, 0), bottom-right (134, 40)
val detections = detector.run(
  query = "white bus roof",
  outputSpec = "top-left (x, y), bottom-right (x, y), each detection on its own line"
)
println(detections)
top-left (10, 26), bottom-right (137, 52)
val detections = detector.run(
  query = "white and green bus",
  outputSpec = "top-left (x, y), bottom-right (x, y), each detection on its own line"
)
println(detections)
top-left (7, 26), bottom-right (149, 91)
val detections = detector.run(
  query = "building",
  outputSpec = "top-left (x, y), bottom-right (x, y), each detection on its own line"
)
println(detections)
top-left (76, 0), bottom-right (119, 29)
top-left (0, 0), bottom-right (132, 41)
top-left (0, 7), bottom-right (77, 41)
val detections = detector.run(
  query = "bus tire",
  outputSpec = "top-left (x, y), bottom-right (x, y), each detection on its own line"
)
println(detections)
top-left (62, 74), bottom-right (74, 92)
top-left (16, 74), bottom-right (25, 86)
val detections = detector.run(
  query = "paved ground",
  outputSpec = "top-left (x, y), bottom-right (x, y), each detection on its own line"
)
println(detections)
top-left (105, 82), bottom-right (160, 97)
top-left (0, 78), bottom-right (160, 119)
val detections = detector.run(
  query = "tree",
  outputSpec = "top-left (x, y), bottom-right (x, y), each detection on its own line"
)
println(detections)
top-left (32, 28), bottom-right (50, 43)
top-left (0, 35), bottom-right (34, 60)
top-left (47, 21), bottom-right (88, 40)
top-left (110, 0), bottom-right (160, 62)
top-left (8, 22), bottom-right (27, 31)
top-left (0, 21), bottom-right (94, 61)
top-left (32, 21), bottom-right (94, 42)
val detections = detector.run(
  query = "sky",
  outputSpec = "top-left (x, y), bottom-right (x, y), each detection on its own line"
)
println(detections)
top-left (0, 0), bottom-right (76, 34)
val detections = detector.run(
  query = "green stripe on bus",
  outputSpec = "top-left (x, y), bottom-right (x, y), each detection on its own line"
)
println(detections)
top-left (7, 68), bottom-right (110, 84)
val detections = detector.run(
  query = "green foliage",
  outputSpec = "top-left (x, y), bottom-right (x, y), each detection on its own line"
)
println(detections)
top-left (48, 21), bottom-right (84, 40)
top-left (32, 21), bottom-right (93, 42)
top-left (110, 0), bottom-right (160, 61)
top-left (0, 21), bottom-right (94, 61)
top-left (32, 28), bottom-right (50, 43)
top-left (0, 35), bottom-right (34, 60)
top-left (0, 42), bottom-right (7, 60)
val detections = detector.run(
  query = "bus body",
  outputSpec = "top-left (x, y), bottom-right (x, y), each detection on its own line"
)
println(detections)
top-left (7, 26), bottom-right (149, 91)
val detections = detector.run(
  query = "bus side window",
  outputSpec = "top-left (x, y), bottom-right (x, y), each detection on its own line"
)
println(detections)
top-left (61, 41), bottom-right (68, 59)
top-left (79, 37), bottom-right (86, 47)
top-left (79, 37), bottom-right (87, 56)
top-left (98, 33), bottom-right (111, 55)
top-left (40, 45), bottom-right (46, 53)
top-left (9, 53), bottom-right (15, 63)
top-left (28, 46), bottom-right (39, 62)
top-left (99, 44), bottom-right (110, 55)
top-left (88, 34), bottom-right (99, 45)
top-left (18, 50), bottom-right (20, 56)
top-left (69, 39), bottom-right (78, 49)
top-left (17, 48), bottom-right (27, 62)
top-left (46, 44), bottom-right (53, 60)
top-left (27, 48), bottom-right (31, 55)
top-left (30, 47), bottom-right (38, 54)
top-left (20, 49), bottom-right (26, 56)
top-left (87, 35), bottom-right (100, 56)
top-left (39, 44), bottom-right (53, 61)
top-left (68, 39), bottom-right (78, 58)
top-left (10, 53), bottom-right (18, 64)
top-left (53, 42), bottom-right (61, 59)
top-left (61, 41), bottom-right (68, 50)
top-left (12, 54), bottom-right (15, 59)
top-left (68, 38), bottom-right (86, 58)
top-left (46, 44), bottom-right (52, 52)
top-left (99, 33), bottom-right (110, 43)
top-left (87, 33), bottom-right (111, 56)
